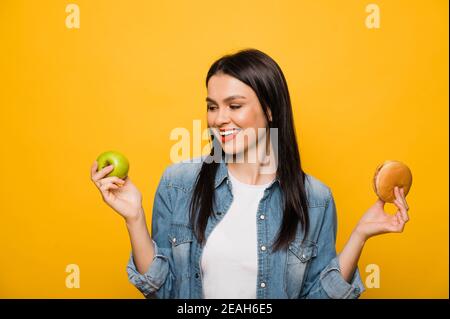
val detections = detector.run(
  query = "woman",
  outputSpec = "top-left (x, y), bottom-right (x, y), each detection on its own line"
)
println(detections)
top-left (90, 49), bottom-right (409, 299)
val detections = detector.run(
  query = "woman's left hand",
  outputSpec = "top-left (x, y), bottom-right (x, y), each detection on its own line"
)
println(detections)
top-left (354, 186), bottom-right (410, 241)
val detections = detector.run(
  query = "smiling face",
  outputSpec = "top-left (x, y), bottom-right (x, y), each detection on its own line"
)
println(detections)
top-left (206, 72), bottom-right (272, 158)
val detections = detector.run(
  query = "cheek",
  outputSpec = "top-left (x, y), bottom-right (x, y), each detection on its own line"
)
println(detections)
top-left (233, 108), bottom-right (262, 128)
top-left (206, 113), bottom-right (215, 126)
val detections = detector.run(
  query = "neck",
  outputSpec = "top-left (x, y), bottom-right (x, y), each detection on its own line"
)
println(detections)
top-left (226, 135), bottom-right (277, 185)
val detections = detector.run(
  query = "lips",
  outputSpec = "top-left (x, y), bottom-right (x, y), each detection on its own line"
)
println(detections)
top-left (218, 128), bottom-right (241, 143)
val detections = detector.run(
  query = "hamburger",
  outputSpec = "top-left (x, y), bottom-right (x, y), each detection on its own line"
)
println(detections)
top-left (373, 160), bottom-right (413, 203)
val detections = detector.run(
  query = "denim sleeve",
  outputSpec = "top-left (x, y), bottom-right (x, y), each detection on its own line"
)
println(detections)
top-left (299, 189), bottom-right (366, 299)
top-left (126, 167), bottom-right (175, 299)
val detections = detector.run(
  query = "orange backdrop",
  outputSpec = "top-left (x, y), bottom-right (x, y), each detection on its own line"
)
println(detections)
top-left (0, 0), bottom-right (448, 298)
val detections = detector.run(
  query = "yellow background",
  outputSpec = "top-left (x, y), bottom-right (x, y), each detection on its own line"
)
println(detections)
top-left (0, 0), bottom-right (448, 298)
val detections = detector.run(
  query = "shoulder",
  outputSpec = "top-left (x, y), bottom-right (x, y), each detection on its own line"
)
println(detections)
top-left (304, 173), bottom-right (333, 208)
top-left (160, 155), bottom-right (207, 192)
top-left (159, 159), bottom-right (334, 205)
top-left (303, 174), bottom-right (337, 232)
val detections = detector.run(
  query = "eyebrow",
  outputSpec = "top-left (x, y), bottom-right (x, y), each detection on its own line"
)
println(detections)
top-left (205, 95), bottom-right (246, 104)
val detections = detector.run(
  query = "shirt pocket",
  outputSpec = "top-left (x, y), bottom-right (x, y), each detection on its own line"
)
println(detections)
top-left (284, 239), bottom-right (318, 298)
top-left (168, 223), bottom-right (194, 280)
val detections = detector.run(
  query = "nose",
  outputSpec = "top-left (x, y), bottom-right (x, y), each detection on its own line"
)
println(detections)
top-left (214, 106), bottom-right (231, 127)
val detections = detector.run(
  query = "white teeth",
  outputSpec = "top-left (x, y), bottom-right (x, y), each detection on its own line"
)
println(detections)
top-left (219, 129), bottom-right (240, 136)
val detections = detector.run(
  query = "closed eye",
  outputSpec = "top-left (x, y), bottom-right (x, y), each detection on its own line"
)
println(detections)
top-left (207, 104), bottom-right (242, 111)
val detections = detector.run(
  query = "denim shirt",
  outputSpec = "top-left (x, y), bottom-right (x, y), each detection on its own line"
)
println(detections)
top-left (126, 156), bottom-right (365, 299)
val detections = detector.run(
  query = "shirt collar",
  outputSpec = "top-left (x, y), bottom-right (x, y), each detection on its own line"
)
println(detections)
top-left (213, 158), bottom-right (281, 189)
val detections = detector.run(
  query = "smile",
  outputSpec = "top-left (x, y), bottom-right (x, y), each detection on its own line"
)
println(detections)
top-left (218, 128), bottom-right (241, 142)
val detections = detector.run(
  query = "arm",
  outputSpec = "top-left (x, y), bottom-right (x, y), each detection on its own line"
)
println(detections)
top-left (125, 210), bottom-right (155, 275)
top-left (300, 186), bottom-right (409, 298)
top-left (299, 189), bottom-right (365, 299)
top-left (338, 231), bottom-right (366, 282)
top-left (126, 168), bottom-right (175, 298)
top-left (340, 186), bottom-right (410, 282)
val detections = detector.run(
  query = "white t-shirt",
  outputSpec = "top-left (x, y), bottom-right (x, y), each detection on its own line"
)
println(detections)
top-left (201, 169), bottom-right (275, 299)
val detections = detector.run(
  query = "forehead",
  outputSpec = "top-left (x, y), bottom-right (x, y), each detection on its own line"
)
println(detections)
top-left (207, 73), bottom-right (256, 99)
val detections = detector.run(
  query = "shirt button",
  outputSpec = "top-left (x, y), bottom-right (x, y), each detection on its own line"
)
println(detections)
top-left (261, 245), bottom-right (266, 251)
top-left (260, 282), bottom-right (266, 288)
top-left (172, 237), bottom-right (177, 243)
top-left (260, 214), bottom-right (265, 220)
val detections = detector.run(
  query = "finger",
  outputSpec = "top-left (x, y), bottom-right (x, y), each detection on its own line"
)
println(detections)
top-left (398, 196), bottom-right (409, 222)
top-left (398, 195), bottom-right (410, 222)
top-left (399, 188), bottom-right (409, 210)
top-left (386, 221), bottom-right (401, 233)
top-left (393, 198), bottom-right (402, 209)
top-left (99, 176), bottom-right (126, 187)
top-left (394, 187), bottom-right (408, 211)
top-left (389, 214), bottom-right (405, 233)
top-left (92, 164), bottom-right (114, 182)
top-left (398, 217), bottom-right (406, 232)
top-left (394, 186), bottom-right (400, 201)
top-left (394, 199), bottom-right (409, 223)
top-left (393, 198), bottom-right (404, 217)
top-left (396, 211), bottom-right (404, 225)
top-left (100, 182), bottom-right (119, 193)
top-left (90, 160), bottom-right (98, 178)
top-left (394, 211), bottom-right (402, 224)
top-left (395, 187), bottom-right (409, 210)
top-left (392, 222), bottom-right (405, 233)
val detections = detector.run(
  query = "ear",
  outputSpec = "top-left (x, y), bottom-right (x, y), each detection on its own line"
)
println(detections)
top-left (267, 108), bottom-right (273, 122)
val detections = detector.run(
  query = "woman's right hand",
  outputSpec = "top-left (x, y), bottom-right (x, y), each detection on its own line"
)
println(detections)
top-left (90, 160), bottom-right (144, 223)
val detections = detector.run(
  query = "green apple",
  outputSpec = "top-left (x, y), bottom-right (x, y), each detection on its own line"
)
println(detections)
top-left (96, 150), bottom-right (129, 179)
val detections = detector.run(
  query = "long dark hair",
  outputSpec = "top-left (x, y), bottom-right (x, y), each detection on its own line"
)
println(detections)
top-left (189, 48), bottom-right (309, 252)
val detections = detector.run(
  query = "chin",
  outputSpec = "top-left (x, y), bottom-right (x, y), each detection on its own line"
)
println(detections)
top-left (222, 144), bottom-right (246, 156)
